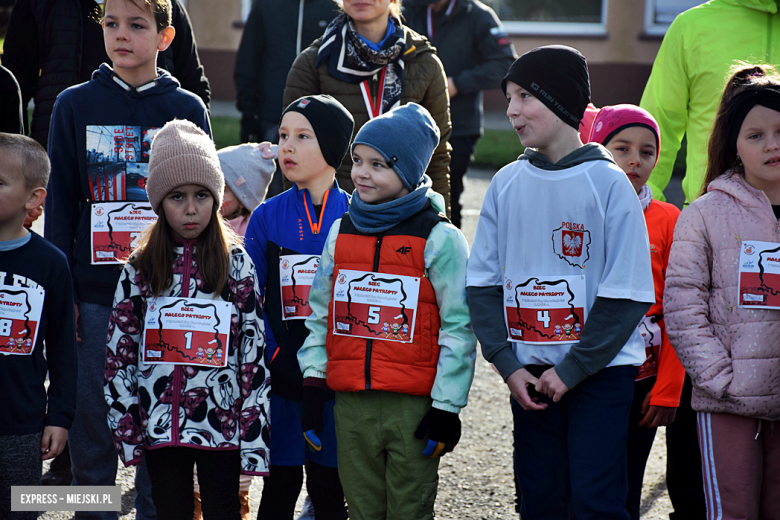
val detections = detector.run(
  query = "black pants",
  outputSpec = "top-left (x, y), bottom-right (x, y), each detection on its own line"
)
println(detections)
top-left (257, 461), bottom-right (347, 520)
top-left (625, 377), bottom-right (658, 520)
top-left (145, 447), bottom-right (241, 520)
top-left (666, 375), bottom-right (706, 520)
top-left (449, 135), bottom-right (479, 229)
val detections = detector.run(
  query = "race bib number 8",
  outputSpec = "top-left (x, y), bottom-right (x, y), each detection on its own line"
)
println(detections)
top-left (738, 240), bottom-right (780, 308)
top-left (503, 275), bottom-right (586, 344)
top-left (91, 202), bottom-right (156, 264)
top-left (0, 285), bottom-right (45, 356)
top-left (142, 297), bottom-right (232, 366)
top-left (280, 254), bottom-right (319, 320)
top-left (332, 270), bottom-right (420, 343)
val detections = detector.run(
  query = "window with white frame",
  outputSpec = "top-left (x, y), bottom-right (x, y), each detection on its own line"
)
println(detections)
top-left (481, 0), bottom-right (607, 36)
top-left (644, 0), bottom-right (704, 36)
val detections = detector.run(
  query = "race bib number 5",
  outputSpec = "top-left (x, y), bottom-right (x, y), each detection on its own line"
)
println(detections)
top-left (142, 297), bottom-right (232, 366)
top-left (503, 275), bottom-right (586, 344)
top-left (332, 270), bottom-right (420, 343)
top-left (0, 285), bottom-right (45, 355)
top-left (738, 240), bottom-right (780, 308)
top-left (279, 254), bottom-right (319, 320)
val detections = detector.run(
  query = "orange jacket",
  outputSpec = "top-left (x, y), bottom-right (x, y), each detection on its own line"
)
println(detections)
top-left (642, 199), bottom-right (686, 407)
top-left (325, 209), bottom-right (445, 395)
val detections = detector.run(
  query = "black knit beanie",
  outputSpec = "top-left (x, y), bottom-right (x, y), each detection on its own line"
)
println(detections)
top-left (501, 45), bottom-right (591, 131)
top-left (281, 95), bottom-right (355, 169)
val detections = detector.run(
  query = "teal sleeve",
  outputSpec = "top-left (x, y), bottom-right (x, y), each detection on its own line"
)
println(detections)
top-left (425, 222), bottom-right (478, 413)
top-left (640, 18), bottom-right (690, 201)
top-left (298, 221), bottom-right (339, 380)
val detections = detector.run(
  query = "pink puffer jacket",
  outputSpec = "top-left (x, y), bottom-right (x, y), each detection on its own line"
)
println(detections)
top-left (664, 172), bottom-right (780, 420)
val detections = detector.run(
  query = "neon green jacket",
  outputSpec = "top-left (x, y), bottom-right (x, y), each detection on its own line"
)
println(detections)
top-left (641, 0), bottom-right (780, 204)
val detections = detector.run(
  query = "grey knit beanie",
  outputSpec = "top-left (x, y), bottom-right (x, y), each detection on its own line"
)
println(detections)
top-left (146, 120), bottom-right (225, 214)
top-left (217, 144), bottom-right (274, 212)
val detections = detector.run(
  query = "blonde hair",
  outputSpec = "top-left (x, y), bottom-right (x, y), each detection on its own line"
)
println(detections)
top-left (333, 0), bottom-right (403, 19)
top-left (0, 133), bottom-right (50, 190)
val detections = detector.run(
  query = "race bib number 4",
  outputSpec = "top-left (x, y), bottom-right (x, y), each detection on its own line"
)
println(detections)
top-left (0, 285), bottom-right (45, 356)
top-left (142, 297), bottom-right (232, 366)
top-left (332, 270), bottom-right (420, 343)
top-left (91, 202), bottom-right (156, 264)
top-left (503, 275), bottom-right (586, 344)
top-left (280, 254), bottom-right (319, 320)
top-left (738, 241), bottom-right (780, 308)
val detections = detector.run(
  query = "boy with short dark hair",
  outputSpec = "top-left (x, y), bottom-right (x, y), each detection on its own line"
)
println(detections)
top-left (466, 46), bottom-right (655, 519)
top-left (45, 0), bottom-right (210, 517)
top-left (0, 133), bottom-right (77, 520)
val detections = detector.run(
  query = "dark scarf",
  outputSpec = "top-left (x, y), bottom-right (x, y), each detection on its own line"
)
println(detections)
top-left (348, 176), bottom-right (432, 233)
top-left (316, 13), bottom-right (406, 115)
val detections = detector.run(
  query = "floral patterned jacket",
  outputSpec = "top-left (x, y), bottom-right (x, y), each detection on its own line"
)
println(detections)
top-left (104, 241), bottom-right (271, 475)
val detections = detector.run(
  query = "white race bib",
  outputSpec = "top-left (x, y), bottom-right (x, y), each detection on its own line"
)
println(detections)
top-left (738, 240), bottom-right (780, 309)
top-left (91, 202), bottom-right (156, 264)
top-left (0, 285), bottom-right (45, 356)
top-left (332, 270), bottom-right (420, 343)
top-left (503, 275), bottom-right (587, 344)
top-left (636, 316), bottom-right (662, 380)
top-left (141, 297), bottom-right (233, 366)
top-left (279, 254), bottom-right (319, 320)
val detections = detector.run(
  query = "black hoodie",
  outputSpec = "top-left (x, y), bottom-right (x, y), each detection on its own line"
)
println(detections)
top-left (45, 64), bottom-right (211, 306)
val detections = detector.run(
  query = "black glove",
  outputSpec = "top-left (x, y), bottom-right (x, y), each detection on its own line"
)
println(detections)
top-left (301, 379), bottom-right (328, 452)
top-left (414, 407), bottom-right (461, 457)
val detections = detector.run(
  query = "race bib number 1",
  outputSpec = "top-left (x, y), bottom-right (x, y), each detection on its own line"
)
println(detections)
top-left (142, 297), bottom-right (233, 366)
top-left (0, 285), bottom-right (45, 356)
top-left (91, 202), bottom-right (156, 264)
top-left (332, 270), bottom-right (420, 343)
top-left (503, 275), bottom-right (586, 344)
top-left (279, 254), bottom-right (319, 320)
top-left (738, 240), bottom-right (780, 308)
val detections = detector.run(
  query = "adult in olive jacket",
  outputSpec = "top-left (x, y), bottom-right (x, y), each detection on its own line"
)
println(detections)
top-left (282, 0), bottom-right (452, 214)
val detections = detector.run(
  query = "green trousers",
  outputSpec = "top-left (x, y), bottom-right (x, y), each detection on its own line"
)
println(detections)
top-left (334, 391), bottom-right (440, 520)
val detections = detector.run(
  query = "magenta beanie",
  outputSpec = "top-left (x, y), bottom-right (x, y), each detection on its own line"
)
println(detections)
top-left (146, 120), bottom-right (225, 214)
top-left (588, 104), bottom-right (661, 167)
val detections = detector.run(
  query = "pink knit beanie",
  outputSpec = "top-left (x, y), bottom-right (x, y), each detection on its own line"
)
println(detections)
top-left (588, 104), bottom-right (661, 167)
top-left (146, 120), bottom-right (225, 214)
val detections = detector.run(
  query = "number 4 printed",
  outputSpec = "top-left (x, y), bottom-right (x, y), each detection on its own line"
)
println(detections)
top-left (537, 310), bottom-right (551, 328)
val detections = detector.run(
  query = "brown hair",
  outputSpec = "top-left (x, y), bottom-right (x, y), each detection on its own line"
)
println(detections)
top-left (101, 0), bottom-right (172, 32)
top-left (0, 133), bottom-right (50, 190)
top-left (335, 0), bottom-right (403, 19)
top-left (701, 63), bottom-right (780, 197)
top-left (129, 203), bottom-right (243, 297)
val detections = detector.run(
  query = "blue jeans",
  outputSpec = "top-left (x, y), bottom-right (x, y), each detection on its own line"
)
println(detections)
top-left (512, 364), bottom-right (636, 520)
top-left (69, 302), bottom-right (155, 520)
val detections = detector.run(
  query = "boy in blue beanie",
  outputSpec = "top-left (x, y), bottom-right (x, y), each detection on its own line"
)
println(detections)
top-left (297, 103), bottom-right (477, 520)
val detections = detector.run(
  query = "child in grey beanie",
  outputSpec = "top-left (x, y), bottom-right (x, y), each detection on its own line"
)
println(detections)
top-left (218, 143), bottom-right (276, 236)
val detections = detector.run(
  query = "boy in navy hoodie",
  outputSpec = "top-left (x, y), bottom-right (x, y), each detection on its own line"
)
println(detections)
top-left (45, 0), bottom-right (209, 518)
top-left (244, 95), bottom-right (352, 520)
top-left (0, 133), bottom-right (77, 520)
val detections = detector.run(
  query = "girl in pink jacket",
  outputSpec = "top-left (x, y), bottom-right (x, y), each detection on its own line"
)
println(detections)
top-left (664, 64), bottom-right (780, 520)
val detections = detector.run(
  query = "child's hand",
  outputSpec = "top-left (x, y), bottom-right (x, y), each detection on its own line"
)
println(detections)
top-left (638, 390), bottom-right (677, 428)
top-left (507, 368), bottom-right (548, 411)
top-left (40, 426), bottom-right (68, 460)
top-left (536, 368), bottom-right (569, 403)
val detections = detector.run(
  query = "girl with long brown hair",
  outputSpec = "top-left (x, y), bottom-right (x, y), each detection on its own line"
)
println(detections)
top-left (104, 120), bottom-right (270, 520)
top-left (664, 64), bottom-right (780, 520)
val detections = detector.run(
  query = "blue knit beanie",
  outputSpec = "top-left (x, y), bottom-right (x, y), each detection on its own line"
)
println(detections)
top-left (351, 103), bottom-right (440, 191)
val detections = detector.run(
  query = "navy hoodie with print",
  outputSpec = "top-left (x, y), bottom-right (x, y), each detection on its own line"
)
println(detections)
top-left (46, 64), bottom-right (211, 306)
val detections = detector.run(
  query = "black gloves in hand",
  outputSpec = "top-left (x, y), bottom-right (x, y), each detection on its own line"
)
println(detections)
top-left (301, 380), bottom-right (328, 451)
top-left (414, 407), bottom-right (461, 457)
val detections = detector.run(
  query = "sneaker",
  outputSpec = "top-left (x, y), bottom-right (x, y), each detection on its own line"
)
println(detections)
top-left (296, 495), bottom-right (315, 520)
